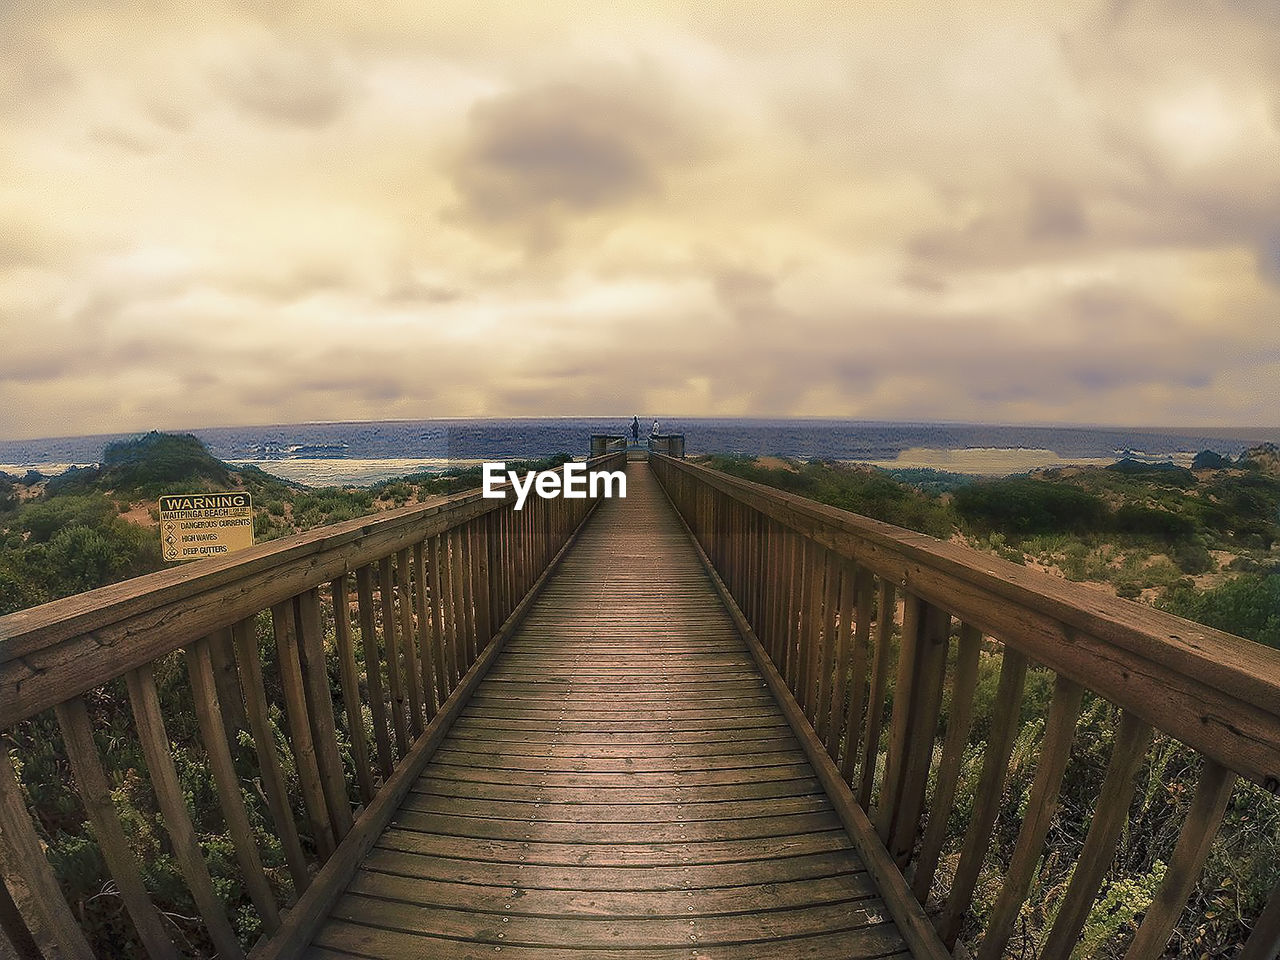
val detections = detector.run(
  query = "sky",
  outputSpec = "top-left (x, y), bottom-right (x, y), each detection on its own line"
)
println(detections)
top-left (1, 0), bottom-right (1278, 440)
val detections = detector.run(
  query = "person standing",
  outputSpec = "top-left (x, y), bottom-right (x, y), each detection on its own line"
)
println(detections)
top-left (631, 416), bottom-right (639, 444)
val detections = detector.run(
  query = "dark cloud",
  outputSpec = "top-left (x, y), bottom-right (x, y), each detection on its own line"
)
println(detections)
top-left (448, 69), bottom-right (702, 246)
top-left (712, 268), bottom-right (788, 327)
top-left (1026, 180), bottom-right (1088, 240)
top-left (909, 179), bottom-right (1095, 267)
top-left (216, 43), bottom-right (355, 126)
top-left (1259, 234), bottom-right (1280, 286)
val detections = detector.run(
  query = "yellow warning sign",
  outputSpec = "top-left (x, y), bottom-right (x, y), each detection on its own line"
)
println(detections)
top-left (158, 493), bottom-right (254, 562)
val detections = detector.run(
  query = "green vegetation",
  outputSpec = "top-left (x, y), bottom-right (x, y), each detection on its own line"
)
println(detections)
top-left (701, 455), bottom-right (956, 538)
top-left (1159, 575), bottom-right (1280, 649)
top-left (702, 446), bottom-right (1280, 630)
top-left (954, 477), bottom-right (1110, 535)
top-left (3, 435), bottom-right (1277, 956)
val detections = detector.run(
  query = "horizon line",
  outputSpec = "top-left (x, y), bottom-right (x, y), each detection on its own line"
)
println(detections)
top-left (1, 416), bottom-right (1278, 447)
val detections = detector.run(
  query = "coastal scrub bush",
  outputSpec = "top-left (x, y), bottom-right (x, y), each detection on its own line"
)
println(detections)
top-left (702, 456), bottom-right (957, 538)
top-left (1159, 574), bottom-right (1280, 649)
top-left (99, 431), bottom-right (231, 495)
top-left (954, 477), bottom-right (1109, 536)
top-left (1113, 504), bottom-right (1195, 541)
top-left (18, 493), bottom-right (118, 542)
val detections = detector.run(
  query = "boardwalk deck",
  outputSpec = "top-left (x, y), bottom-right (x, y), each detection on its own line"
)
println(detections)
top-left (309, 464), bottom-right (913, 959)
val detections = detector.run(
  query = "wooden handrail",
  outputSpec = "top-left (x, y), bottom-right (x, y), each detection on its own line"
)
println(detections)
top-left (649, 452), bottom-right (1280, 960)
top-left (649, 454), bottom-right (1280, 790)
top-left (0, 455), bottom-right (622, 730)
top-left (0, 452), bottom-right (625, 958)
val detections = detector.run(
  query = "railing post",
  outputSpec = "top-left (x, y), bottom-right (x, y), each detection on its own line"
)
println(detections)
top-left (53, 697), bottom-right (181, 958)
top-left (332, 574), bottom-right (377, 804)
top-left (0, 749), bottom-right (96, 960)
top-left (272, 599), bottom-right (338, 858)
top-left (126, 664), bottom-right (246, 959)
top-left (231, 616), bottom-right (312, 891)
top-left (356, 566), bottom-right (396, 782)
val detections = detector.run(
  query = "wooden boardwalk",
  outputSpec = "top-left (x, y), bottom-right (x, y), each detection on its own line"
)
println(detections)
top-left (309, 464), bottom-right (912, 959)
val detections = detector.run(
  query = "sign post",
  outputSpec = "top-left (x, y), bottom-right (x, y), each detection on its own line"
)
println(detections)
top-left (158, 493), bottom-right (255, 562)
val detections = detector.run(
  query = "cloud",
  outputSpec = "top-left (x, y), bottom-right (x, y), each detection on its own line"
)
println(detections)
top-left (447, 67), bottom-right (706, 248)
top-left (214, 35), bottom-right (357, 126)
top-left (1, 0), bottom-right (1279, 439)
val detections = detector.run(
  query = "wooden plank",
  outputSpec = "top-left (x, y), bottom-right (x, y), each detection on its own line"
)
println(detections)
top-left (324, 893), bottom-right (897, 948)
top-left (330, 575), bottom-right (375, 805)
top-left (380, 825), bottom-right (853, 866)
top-left (126, 664), bottom-right (246, 959)
top-left (316, 919), bottom-right (906, 960)
top-left (412, 543), bottom-right (441, 719)
top-left (186, 639), bottom-right (281, 932)
top-left (391, 808), bottom-right (839, 844)
top-left (297, 588), bottom-right (355, 842)
top-left (232, 617), bottom-right (311, 892)
top-left (796, 537), bottom-right (815, 708)
top-left (1123, 761), bottom-right (1237, 960)
top-left (911, 622), bottom-right (983, 902)
top-left (207, 626), bottom-right (249, 747)
top-left (0, 750), bottom-right (95, 960)
top-left (858, 580), bottom-right (896, 808)
top-left (360, 845), bottom-right (859, 889)
top-left (432, 534), bottom-right (457, 690)
top-left (402, 792), bottom-right (826, 820)
top-left (449, 528), bottom-right (469, 674)
top-left (1239, 876), bottom-right (1280, 960)
top-left (815, 550), bottom-right (839, 743)
top-left (376, 557), bottom-right (409, 755)
top-left (355, 566), bottom-right (394, 782)
top-left (473, 516), bottom-right (494, 652)
top-left (840, 567), bottom-right (874, 780)
top-left (975, 674), bottom-right (1085, 960)
top-left (784, 530), bottom-right (801, 690)
top-left (459, 521), bottom-right (478, 666)
top-left (347, 868), bottom-right (877, 914)
top-left (0, 885), bottom-right (29, 960)
top-left (54, 696), bottom-right (179, 958)
top-left (888, 601), bottom-right (951, 867)
top-left (825, 561), bottom-right (853, 760)
top-left (1038, 710), bottom-right (1154, 960)
top-left (394, 550), bottom-right (424, 738)
top-left (936, 645), bottom-right (1029, 947)
top-left (426, 535), bottom-right (452, 700)
top-left (272, 599), bottom-right (337, 859)
top-left (877, 593), bottom-right (923, 842)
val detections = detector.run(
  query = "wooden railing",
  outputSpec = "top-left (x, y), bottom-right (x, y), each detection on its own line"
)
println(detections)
top-left (650, 453), bottom-right (1280, 960)
top-left (0, 452), bottom-right (625, 960)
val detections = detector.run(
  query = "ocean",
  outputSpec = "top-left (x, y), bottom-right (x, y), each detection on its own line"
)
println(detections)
top-left (1, 418), bottom-right (1275, 487)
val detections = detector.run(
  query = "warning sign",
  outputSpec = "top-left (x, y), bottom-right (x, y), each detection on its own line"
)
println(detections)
top-left (158, 493), bottom-right (254, 562)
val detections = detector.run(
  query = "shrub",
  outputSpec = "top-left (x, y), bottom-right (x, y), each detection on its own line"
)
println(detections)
top-left (1159, 574), bottom-right (1280, 648)
top-left (1113, 504), bottom-right (1195, 541)
top-left (99, 431), bottom-right (231, 495)
top-left (954, 478), bottom-right (1109, 536)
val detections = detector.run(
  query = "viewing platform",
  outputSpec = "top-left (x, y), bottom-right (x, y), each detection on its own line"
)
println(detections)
top-left (1, 451), bottom-right (1278, 959)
